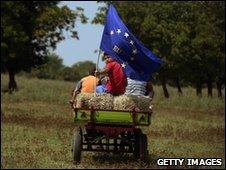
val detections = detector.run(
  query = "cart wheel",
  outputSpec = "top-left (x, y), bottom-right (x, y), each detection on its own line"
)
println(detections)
top-left (72, 127), bottom-right (82, 164)
top-left (139, 134), bottom-right (148, 161)
top-left (134, 133), bottom-right (148, 161)
top-left (133, 134), bottom-right (140, 159)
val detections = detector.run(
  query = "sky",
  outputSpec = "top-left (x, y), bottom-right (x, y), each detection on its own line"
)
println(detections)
top-left (54, 1), bottom-right (105, 68)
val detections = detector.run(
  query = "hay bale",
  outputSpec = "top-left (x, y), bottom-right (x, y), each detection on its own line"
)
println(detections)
top-left (129, 95), bottom-right (150, 112)
top-left (75, 93), bottom-right (114, 109)
top-left (113, 95), bottom-right (151, 112)
top-left (113, 95), bottom-right (136, 111)
top-left (89, 93), bottom-right (114, 110)
top-left (75, 93), bottom-right (94, 108)
top-left (74, 93), bottom-right (151, 112)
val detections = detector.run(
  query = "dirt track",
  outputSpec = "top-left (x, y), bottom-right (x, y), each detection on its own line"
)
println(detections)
top-left (2, 113), bottom-right (75, 129)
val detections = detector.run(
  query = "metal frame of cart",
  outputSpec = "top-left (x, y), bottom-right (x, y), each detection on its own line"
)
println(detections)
top-left (71, 106), bottom-right (152, 164)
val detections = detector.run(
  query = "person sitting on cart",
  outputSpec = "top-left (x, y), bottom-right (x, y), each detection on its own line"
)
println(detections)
top-left (125, 76), bottom-right (154, 109)
top-left (96, 76), bottom-right (108, 93)
top-left (70, 68), bottom-right (99, 105)
top-left (125, 77), bottom-right (154, 98)
top-left (95, 52), bottom-right (127, 96)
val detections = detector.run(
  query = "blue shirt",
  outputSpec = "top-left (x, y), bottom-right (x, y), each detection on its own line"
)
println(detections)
top-left (96, 85), bottom-right (107, 93)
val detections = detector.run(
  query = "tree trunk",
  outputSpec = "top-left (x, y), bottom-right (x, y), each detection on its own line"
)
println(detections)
top-left (207, 76), bottom-right (212, 97)
top-left (216, 81), bottom-right (222, 98)
top-left (196, 82), bottom-right (202, 97)
top-left (8, 70), bottom-right (18, 93)
top-left (161, 76), bottom-right (169, 98)
top-left (174, 77), bottom-right (182, 94)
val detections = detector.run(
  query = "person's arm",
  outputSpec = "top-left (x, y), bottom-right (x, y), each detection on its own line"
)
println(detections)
top-left (145, 82), bottom-right (154, 110)
top-left (95, 68), bottom-right (109, 77)
top-left (75, 80), bottom-right (82, 91)
top-left (70, 80), bottom-right (82, 102)
top-left (147, 82), bottom-right (154, 99)
top-left (149, 89), bottom-right (154, 99)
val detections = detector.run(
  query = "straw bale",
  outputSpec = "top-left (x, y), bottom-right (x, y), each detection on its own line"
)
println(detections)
top-left (74, 93), bottom-right (151, 112)
top-left (113, 95), bottom-right (151, 112)
top-left (89, 93), bottom-right (114, 110)
top-left (75, 93), bottom-right (113, 109)
top-left (75, 93), bottom-right (94, 108)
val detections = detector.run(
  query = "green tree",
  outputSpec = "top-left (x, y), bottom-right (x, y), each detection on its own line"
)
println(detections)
top-left (60, 66), bottom-right (78, 82)
top-left (204, 2), bottom-right (225, 98)
top-left (32, 53), bottom-right (64, 80)
top-left (92, 1), bottom-right (225, 98)
top-left (92, 2), bottom-right (190, 98)
top-left (182, 2), bottom-right (225, 97)
top-left (71, 60), bottom-right (96, 81)
top-left (1, 1), bottom-right (88, 93)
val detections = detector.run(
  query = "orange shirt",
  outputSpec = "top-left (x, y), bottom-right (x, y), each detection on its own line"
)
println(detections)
top-left (81, 75), bottom-right (99, 93)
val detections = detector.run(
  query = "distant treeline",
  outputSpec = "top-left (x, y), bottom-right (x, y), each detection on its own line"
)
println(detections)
top-left (1, 1), bottom-right (225, 98)
top-left (18, 53), bottom-right (96, 83)
top-left (18, 53), bottom-right (225, 98)
top-left (91, 1), bottom-right (225, 98)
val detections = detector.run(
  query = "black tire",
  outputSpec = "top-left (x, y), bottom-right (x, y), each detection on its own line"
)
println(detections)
top-left (139, 134), bottom-right (148, 161)
top-left (72, 128), bottom-right (82, 164)
top-left (133, 134), bottom-right (140, 159)
top-left (133, 133), bottom-right (148, 160)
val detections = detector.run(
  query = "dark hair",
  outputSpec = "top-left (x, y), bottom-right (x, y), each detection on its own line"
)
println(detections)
top-left (103, 52), bottom-right (108, 56)
top-left (89, 68), bottom-right (96, 76)
top-left (104, 52), bottom-right (111, 60)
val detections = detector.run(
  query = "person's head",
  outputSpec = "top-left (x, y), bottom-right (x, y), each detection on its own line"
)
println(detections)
top-left (97, 76), bottom-right (108, 86)
top-left (88, 68), bottom-right (96, 76)
top-left (103, 52), bottom-right (114, 64)
top-left (100, 76), bottom-right (108, 85)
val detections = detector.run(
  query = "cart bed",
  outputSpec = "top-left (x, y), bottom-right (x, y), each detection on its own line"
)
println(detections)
top-left (73, 108), bottom-right (152, 126)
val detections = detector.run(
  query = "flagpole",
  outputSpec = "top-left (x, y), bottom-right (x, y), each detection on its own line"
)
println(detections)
top-left (94, 49), bottom-right (101, 97)
top-left (96, 49), bottom-right (101, 72)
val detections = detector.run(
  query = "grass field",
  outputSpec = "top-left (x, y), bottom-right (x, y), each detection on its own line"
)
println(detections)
top-left (1, 74), bottom-right (225, 169)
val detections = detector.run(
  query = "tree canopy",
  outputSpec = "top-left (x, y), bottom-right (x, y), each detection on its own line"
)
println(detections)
top-left (31, 53), bottom-right (64, 80)
top-left (92, 1), bottom-right (225, 97)
top-left (21, 54), bottom-right (96, 83)
top-left (1, 1), bottom-right (88, 92)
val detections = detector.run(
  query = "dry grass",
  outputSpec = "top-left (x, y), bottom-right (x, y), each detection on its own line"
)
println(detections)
top-left (1, 74), bottom-right (225, 169)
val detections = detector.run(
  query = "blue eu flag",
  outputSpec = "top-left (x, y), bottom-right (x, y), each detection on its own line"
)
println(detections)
top-left (100, 4), bottom-right (163, 81)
